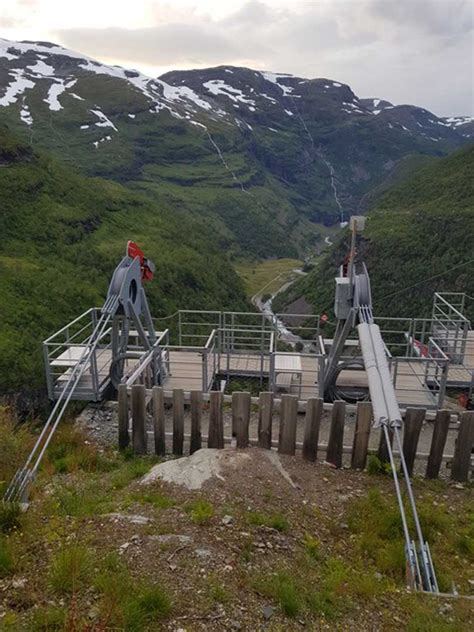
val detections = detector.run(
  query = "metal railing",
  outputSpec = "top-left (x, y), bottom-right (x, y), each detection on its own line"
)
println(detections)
top-left (43, 308), bottom-right (113, 401)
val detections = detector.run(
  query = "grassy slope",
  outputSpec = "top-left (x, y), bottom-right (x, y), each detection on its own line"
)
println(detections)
top-left (274, 144), bottom-right (474, 321)
top-left (0, 125), bottom-right (248, 394)
top-left (3, 95), bottom-right (324, 261)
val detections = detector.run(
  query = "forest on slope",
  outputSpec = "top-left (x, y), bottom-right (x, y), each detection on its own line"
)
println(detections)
top-left (274, 144), bottom-right (474, 322)
top-left (0, 124), bottom-right (248, 396)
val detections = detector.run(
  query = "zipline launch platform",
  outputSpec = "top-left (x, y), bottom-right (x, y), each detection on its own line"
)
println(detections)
top-left (43, 294), bottom-right (473, 410)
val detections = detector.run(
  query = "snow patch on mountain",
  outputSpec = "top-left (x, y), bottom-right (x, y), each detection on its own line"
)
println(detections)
top-left (261, 71), bottom-right (294, 96)
top-left (0, 69), bottom-right (35, 106)
top-left (20, 104), bottom-right (33, 125)
top-left (44, 79), bottom-right (76, 111)
top-left (90, 109), bottom-right (118, 131)
top-left (27, 59), bottom-right (55, 76)
top-left (203, 79), bottom-right (256, 107)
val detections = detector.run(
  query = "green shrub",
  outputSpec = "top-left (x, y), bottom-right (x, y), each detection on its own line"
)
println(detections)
top-left (94, 553), bottom-right (171, 629)
top-left (367, 455), bottom-right (391, 476)
top-left (0, 502), bottom-right (22, 533)
top-left (130, 489), bottom-right (175, 509)
top-left (186, 500), bottom-right (214, 525)
top-left (49, 544), bottom-right (92, 594)
top-left (0, 537), bottom-right (14, 576)
top-left (303, 533), bottom-right (322, 560)
top-left (30, 606), bottom-right (67, 631)
top-left (54, 483), bottom-right (110, 517)
top-left (247, 511), bottom-right (289, 532)
top-left (256, 571), bottom-right (301, 617)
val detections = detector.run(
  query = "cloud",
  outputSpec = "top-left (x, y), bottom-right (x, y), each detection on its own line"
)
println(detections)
top-left (53, 0), bottom-right (473, 115)
top-left (368, 0), bottom-right (473, 36)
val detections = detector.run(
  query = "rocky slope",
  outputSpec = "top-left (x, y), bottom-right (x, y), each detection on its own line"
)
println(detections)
top-left (1, 38), bottom-right (472, 258)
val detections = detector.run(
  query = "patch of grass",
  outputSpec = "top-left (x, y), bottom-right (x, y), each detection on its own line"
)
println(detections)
top-left (130, 489), bottom-right (175, 509)
top-left (0, 536), bottom-right (15, 576)
top-left (255, 571), bottom-right (301, 617)
top-left (53, 483), bottom-right (111, 517)
top-left (186, 499), bottom-right (214, 525)
top-left (0, 502), bottom-right (22, 533)
top-left (235, 258), bottom-right (302, 298)
top-left (0, 407), bottom-right (34, 496)
top-left (247, 511), bottom-right (289, 532)
top-left (44, 424), bottom-right (113, 475)
top-left (30, 605), bottom-right (67, 631)
top-left (303, 533), bottom-right (322, 560)
top-left (94, 552), bottom-right (171, 629)
top-left (110, 458), bottom-right (153, 490)
top-left (49, 544), bottom-right (92, 594)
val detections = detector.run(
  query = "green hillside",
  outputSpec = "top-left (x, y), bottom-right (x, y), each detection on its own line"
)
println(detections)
top-left (274, 144), bottom-right (474, 321)
top-left (0, 124), bottom-right (248, 395)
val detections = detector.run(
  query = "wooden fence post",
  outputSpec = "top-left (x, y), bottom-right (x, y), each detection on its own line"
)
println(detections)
top-left (258, 392), bottom-right (273, 449)
top-left (190, 391), bottom-right (202, 454)
top-left (131, 383), bottom-right (147, 455)
top-left (326, 400), bottom-right (346, 468)
top-left (172, 389), bottom-right (184, 456)
top-left (278, 394), bottom-right (298, 455)
top-left (302, 398), bottom-right (323, 462)
top-left (351, 402), bottom-right (372, 470)
top-left (402, 408), bottom-right (425, 476)
top-left (152, 386), bottom-right (166, 456)
top-left (233, 392), bottom-right (251, 449)
top-left (426, 410), bottom-right (450, 479)
top-left (208, 391), bottom-right (224, 449)
top-left (451, 411), bottom-right (474, 482)
top-left (118, 384), bottom-right (129, 450)
top-left (377, 426), bottom-right (393, 464)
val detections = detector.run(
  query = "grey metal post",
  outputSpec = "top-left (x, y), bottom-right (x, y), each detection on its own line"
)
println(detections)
top-left (202, 349), bottom-right (208, 392)
top-left (43, 343), bottom-right (54, 400)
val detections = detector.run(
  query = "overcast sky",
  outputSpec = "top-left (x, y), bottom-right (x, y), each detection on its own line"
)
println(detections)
top-left (1, 0), bottom-right (473, 116)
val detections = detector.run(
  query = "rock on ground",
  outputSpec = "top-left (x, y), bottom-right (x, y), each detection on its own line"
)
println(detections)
top-left (140, 448), bottom-right (252, 490)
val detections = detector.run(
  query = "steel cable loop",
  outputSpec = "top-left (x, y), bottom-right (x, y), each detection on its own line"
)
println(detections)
top-left (326, 359), bottom-right (370, 403)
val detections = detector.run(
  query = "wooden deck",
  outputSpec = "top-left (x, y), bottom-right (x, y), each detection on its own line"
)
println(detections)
top-left (160, 350), bottom-right (437, 408)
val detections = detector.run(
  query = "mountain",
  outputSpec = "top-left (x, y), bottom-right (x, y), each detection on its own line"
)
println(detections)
top-left (0, 124), bottom-right (247, 396)
top-left (1, 38), bottom-right (472, 260)
top-left (273, 145), bottom-right (474, 322)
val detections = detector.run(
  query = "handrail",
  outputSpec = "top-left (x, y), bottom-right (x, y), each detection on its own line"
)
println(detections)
top-left (43, 307), bottom-right (96, 343)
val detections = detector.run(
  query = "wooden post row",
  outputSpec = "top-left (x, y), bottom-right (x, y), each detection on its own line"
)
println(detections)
top-left (172, 389), bottom-right (184, 456)
top-left (451, 411), bottom-right (474, 482)
top-left (208, 391), bottom-right (224, 448)
top-left (152, 386), bottom-right (166, 456)
top-left (278, 394), bottom-right (298, 455)
top-left (402, 408), bottom-right (425, 476)
top-left (351, 402), bottom-right (372, 470)
top-left (190, 390), bottom-right (202, 454)
top-left (425, 410), bottom-right (450, 479)
top-left (232, 392), bottom-right (251, 449)
top-left (118, 384), bottom-right (129, 450)
top-left (131, 383), bottom-right (147, 455)
top-left (326, 400), bottom-right (345, 467)
top-left (302, 398), bottom-right (323, 462)
top-left (258, 392), bottom-right (273, 449)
